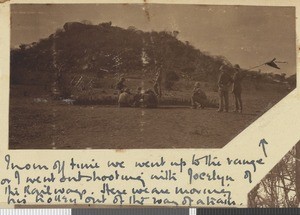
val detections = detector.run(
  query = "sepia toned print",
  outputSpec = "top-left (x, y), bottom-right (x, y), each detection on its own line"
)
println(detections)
top-left (248, 141), bottom-right (300, 207)
top-left (9, 4), bottom-right (296, 149)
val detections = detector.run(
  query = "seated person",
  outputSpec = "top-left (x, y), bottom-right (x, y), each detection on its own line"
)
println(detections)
top-left (132, 87), bottom-right (143, 107)
top-left (191, 82), bottom-right (208, 109)
top-left (142, 89), bottom-right (158, 108)
top-left (118, 88), bottom-right (133, 107)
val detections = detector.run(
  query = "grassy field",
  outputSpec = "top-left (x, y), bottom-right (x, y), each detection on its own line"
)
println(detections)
top-left (9, 82), bottom-right (290, 149)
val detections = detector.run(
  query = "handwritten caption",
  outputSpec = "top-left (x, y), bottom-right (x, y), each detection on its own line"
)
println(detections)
top-left (0, 139), bottom-right (269, 206)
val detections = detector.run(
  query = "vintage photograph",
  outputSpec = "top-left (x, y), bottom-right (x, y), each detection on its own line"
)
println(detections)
top-left (248, 141), bottom-right (300, 207)
top-left (9, 4), bottom-right (296, 149)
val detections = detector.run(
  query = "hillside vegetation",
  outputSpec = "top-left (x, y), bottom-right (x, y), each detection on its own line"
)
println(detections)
top-left (10, 21), bottom-right (295, 99)
top-left (11, 22), bottom-right (232, 83)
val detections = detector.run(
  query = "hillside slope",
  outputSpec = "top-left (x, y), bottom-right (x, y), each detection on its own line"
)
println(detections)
top-left (11, 22), bottom-right (227, 86)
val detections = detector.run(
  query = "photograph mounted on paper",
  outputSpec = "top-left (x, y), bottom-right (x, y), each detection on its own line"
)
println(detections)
top-left (9, 4), bottom-right (296, 149)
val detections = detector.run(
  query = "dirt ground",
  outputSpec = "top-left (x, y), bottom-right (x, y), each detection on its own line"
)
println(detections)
top-left (9, 89), bottom-right (289, 149)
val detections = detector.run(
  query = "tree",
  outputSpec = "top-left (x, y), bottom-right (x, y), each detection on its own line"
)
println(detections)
top-left (127, 26), bottom-right (137, 32)
top-left (248, 147), bottom-right (299, 207)
top-left (173, 30), bottom-right (179, 38)
top-left (81, 20), bottom-right (93, 25)
top-left (19, 44), bottom-right (26, 51)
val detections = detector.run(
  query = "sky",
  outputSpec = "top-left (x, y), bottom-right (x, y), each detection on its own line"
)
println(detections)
top-left (11, 4), bottom-right (296, 76)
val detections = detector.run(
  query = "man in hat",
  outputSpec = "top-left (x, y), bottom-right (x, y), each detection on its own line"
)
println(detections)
top-left (217, 65), bottom-right (233, 112)
top-left (232, 64), bottom-right (244, 113)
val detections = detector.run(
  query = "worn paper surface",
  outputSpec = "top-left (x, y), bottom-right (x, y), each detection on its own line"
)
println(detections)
top-left (0, 0), bottom-right (299, 208)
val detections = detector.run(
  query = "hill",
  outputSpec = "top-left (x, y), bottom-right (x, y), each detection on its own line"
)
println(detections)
top-left (10, 21), bottom-right (294, 99)
top-left (11, 22), bottom-right (231, 90)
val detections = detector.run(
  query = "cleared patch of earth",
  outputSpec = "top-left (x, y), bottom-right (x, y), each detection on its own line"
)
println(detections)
top-left (9, 90), bottom-right (288, 149)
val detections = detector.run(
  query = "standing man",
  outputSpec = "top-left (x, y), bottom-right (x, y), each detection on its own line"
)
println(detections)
top-left (232, 64), bottom-right (244, 113)
top-left (217, 65), bottom-right (233, 112)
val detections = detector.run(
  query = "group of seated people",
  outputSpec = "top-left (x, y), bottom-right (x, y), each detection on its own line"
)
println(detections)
top-left (116, 77), bottom-right (158, 108)
top-left (118, 87), bottom-right (158, 108)
top-left (115, 77), bottom-right (208, 109)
